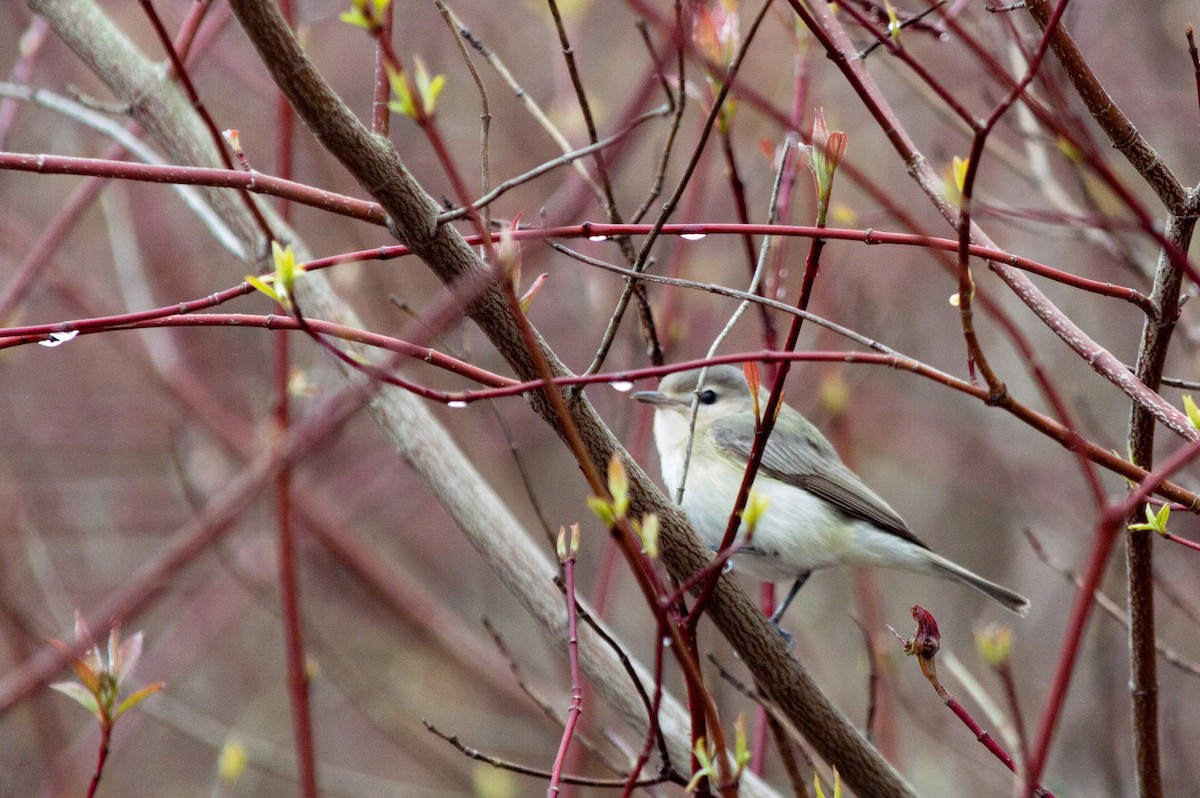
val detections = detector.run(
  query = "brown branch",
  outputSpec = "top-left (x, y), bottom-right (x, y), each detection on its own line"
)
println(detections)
top-left (1122, 212), bottom-right (1197, 798)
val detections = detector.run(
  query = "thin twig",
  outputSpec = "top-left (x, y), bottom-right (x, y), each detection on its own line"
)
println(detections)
top-left (630, 8), bottom-right (688, 225)
top-left (436, 106), bottom-right (668, 224)
top-left (675, 139), bottom-right (794, 505)
top-left (858, 1), bottom-right (947, 58)
top-left (84, 723), bottom-right (111, 798)
top-left (543, 0), bottom-right (665, 366)
top-left (717, 124), bottom-right (777, 348)
top-left (454, 14), bottom-right (602, 198)
top-left (1188, 26), bottom-right (1200, 120)
top-left (571, 601), bottom-right (673, 777)
top-left (370, 0), bottom-right (392, 135)
top-left (855, 618), bottom-right (881, 745)
top-left (482, 617), bottom-right (565, 724)
top-left (422, 719), bottom-right (670, 788)
top-left (434, 0), bottom-right (490, 229)
top-left (893, 608), bottom-right (1055, 797)
top-left (544, 0), bottom-right (618, 222)
top-left (547, 532), bottom-right (583, 796)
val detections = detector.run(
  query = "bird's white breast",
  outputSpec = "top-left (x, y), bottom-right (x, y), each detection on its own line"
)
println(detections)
top-left (652, 409), bottom-right (856, 582)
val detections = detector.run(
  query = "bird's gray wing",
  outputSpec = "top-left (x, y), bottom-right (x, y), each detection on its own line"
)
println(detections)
top-left (710, 414), bottom-right (927, 548)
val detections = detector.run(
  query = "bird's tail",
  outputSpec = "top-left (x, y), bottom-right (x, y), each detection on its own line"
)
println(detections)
top-left (923, 551), bottom-right (1030, 616)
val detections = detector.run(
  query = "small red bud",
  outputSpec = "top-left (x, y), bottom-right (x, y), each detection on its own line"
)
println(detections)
top-left (910, 605), bottom-right (941, 661)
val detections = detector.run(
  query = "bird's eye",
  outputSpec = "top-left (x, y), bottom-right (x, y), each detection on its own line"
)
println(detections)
top-left (698, 389), bottom-right (718, 405)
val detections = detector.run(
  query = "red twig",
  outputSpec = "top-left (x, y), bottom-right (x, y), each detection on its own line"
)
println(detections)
top-left (0, 151), bottom-right (385, 223)
top-left (371, 0), bottom-right (393, 136)
top-left (1161, 531), bottom-right (1200, 553)
top-left (0, 144), bottom-right (1175, 312)
top-left (350, 1), bottom-right (491, 255)
top-left (84, 724), bottom-right (111, 798)
top-left (1188, 26), bottom-right (1200, 120)
top-left (272, 305), bottom-right (318, 798)
top-left (138, 0), bottom-right (274, 242)
top-left (620, 617), bottom-right (670, 797)
top-left (894, 607), bottom-right (1055, 797)
top-left (548, 527), bottom-right (583, 797)
top-left (948, 0), bottom-right (1073, 393)
top-left (269, 0), bottom-right (317, 792)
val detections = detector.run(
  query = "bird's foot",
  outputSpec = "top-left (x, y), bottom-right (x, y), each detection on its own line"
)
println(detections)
top-left (705, 544), bottom-right (737, 573)
top-left (772, 622), bottom-right (796, 652)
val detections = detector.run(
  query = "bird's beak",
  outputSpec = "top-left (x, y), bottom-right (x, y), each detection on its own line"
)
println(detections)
top-left (633, 389), bottom-right (671, 406)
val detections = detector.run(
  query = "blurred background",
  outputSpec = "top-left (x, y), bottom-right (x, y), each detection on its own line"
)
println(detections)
top-left (1, 0), bottom-right (1199, 795)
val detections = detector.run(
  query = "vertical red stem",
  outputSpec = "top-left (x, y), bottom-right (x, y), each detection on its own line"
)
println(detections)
top-left (84, 724), bottom-right (111, 798)
top-left (547, 552), bottom-right (583, 797)
top-left (272, 1), bottom-right (316, 795)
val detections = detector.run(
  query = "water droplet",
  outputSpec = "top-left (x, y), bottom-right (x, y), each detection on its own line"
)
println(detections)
top-left (721, 559), bottom-right (734, 574)
top-left (662, 636), bottom-right (673, 648)
top-left (681, 233), bottom-right (706, 241)
top-left (447, 400), bottom-right (468, 408)
top-left (588, 235), bottom-right (608, 242)
top-left (611, 380), bottom-right (634, 393)
top-left (39, 331), bottom-right (78, 348)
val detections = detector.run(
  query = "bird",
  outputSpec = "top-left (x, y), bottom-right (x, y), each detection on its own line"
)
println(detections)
top-left (634, 365), bottom-right (1029, 625)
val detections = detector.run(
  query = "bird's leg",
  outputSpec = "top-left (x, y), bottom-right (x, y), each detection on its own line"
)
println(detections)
top-left (769, 572), bottom-right (811, 626)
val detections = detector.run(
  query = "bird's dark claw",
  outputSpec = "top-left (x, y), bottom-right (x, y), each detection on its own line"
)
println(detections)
top-left (773, 622), bottom-right (796, 651)
top-left (706, 544), bottom-right (737, 573)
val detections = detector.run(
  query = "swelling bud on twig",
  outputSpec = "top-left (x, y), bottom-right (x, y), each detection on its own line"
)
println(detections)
top-left (892, 604), bottom-right (942, 684)
top-left (799, 109), bottom-right (847, 224)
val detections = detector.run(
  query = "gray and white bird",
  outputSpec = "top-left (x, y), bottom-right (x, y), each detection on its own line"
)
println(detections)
top-left (634, 365), bottom-right (1029, 623)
